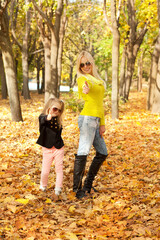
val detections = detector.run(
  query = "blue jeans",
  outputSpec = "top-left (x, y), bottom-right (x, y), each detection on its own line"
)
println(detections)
top-left (77, 115), bottom-right (108, 156)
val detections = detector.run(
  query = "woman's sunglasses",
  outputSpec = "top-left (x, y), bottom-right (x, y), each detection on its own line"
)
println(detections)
top-left (52, 107), bottom-right (61, 113)
top-left (80, 61), bottom-right (91, 68)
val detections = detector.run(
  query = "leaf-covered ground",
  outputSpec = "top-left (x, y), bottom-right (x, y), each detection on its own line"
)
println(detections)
top-left (0, 90), bottom-right (160, 240)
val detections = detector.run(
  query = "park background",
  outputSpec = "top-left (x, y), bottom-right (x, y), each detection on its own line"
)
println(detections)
top-left (0, 0), bottom-right (160, 239)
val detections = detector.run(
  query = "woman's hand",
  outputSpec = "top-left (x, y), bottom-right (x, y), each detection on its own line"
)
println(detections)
top-left (83, 81), bottom-right (90, 94)
top-left (99, 125), bottom-right (105, 138)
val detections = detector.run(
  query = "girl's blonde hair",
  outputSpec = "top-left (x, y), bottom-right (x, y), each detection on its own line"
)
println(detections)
top-left (42, 98), bottom-right (64, 127)
top-left (76, 51), bottom-right (102, 80)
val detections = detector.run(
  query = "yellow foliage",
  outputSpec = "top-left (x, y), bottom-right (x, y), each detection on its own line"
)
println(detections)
top-left (16, 198), bottom-right (29, 205)
top-left (68, 205), bottom-right (76, 213)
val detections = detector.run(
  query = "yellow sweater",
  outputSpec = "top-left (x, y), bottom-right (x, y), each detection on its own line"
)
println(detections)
top-left (77, 74), bottom-right (105, 125)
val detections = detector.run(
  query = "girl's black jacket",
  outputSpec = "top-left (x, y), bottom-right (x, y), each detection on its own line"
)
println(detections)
top-left (36, 114), bottom-right (64, 149)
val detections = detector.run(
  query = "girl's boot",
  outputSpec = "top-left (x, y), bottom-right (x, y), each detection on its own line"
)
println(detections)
top-left (83, 152), bottom-right (107, 194)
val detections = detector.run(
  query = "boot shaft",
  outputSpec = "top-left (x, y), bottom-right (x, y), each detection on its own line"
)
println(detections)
top-left (73, 154), bottom-right (87, 192)
top-left (83, 152), bottom-right (107, 192)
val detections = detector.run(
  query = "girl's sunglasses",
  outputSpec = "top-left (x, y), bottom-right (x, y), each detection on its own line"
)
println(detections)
top-left (80, 61), bottom-right (91, 68)
top-left (53, 107), bottom-right (61, 113)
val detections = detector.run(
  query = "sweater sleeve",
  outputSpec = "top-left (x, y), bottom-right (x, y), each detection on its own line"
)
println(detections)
top-left (100, 111), bottom-right (105, 125)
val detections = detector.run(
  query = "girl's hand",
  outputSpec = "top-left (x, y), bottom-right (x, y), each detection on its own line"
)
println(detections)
top-left (47, 113), bottom-right (52, 121)
top-left (83, 81), bottom-right (90, 94)
top-left (47, 108), bottom-right (56, 120)
top-left (99, 125), bottom-right (105, 138)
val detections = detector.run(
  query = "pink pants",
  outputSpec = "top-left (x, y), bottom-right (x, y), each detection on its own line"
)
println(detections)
top-left (40, 146), bottom-right (64, 189)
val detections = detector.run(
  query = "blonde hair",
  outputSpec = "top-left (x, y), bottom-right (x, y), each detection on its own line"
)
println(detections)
top-left (42, 98), bottom-right (64, 127)
top-left (76, 51), bottom-right (102, 80)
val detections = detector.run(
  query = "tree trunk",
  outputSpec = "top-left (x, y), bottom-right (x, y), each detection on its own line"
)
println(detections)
top-left (34, 3), bottom-right (51, 98)
top-left (0, 51), bottom-right (7, 99)
top-left (11, 0), bottom-right (31, 99)
top-left (147, 0), bottom-right (160, 112)
top-left (72, 74), bottom-right (77, 88)
top-left (46, 0), bottom-right (63, 102)
top-left (124, 42), bottom-right (133, 100)
top-left (147, 31), bottom-right (160, 111)
top-left (124, 32), bottom-right (147, 100)
top-left (40, 66), bottom-right (45, 94)
top-left (150, 57), bottom-right (160, 113)
top-left (111, 0), bottom-right (120, 119)
top-left (119, 45), bottom-right (126, 98)
top-left (36, 60), bottom-right (40, 93)
top-left (137, 52), bottom-right (143, 92)
top-left (22, 48), bottom-right (30, 99)
top-left (112, 29), bottom-right (120, 119)
top-left (123, 0), bottom-right (148, 101)
top-left (48, 30), bottom-right (59, 100)
top-left (69, 65), bottom-right (73, 88)
top-left (2, 49), bottom-right (22, 121)
top-left (22, 0), bottom-right (31, 99)
top-left (30, 0), bottom-right (63, 102)
top-left (43, 38), bottom-right (51, 103)
top-left (0, 9), bottom-right (23, 121)
top-left (57, 0), bottom-right (67, 98)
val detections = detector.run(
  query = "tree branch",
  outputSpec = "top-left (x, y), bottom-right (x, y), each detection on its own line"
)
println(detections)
top-left (54, 0), bottom-right (63, 42)
top-left (31, 48), bottom-right (44, 55)
top-left (29, 0), bottom-right (54, 30)
top-left (117, 0), bottom-right (122, 22)
top-left (10, 0), bottom-right (22, 50)
top-left (0, 0), bottom-right (11, 26)
top-left (66, 36), bottom-right (80, 50)
top-left (0, 0), bottom-right (10, 13)
top-left (103, 0), bottom-right (112, 32)
top-left (135, 23), bottom-right (148, 46)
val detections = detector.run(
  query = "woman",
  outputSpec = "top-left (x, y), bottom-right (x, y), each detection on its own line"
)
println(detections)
top-left (73, 51), bottom-right (108, 199)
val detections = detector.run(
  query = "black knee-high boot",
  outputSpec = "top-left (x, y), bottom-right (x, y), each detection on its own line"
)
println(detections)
top-left (73, 154), bottom-right (87, 194)
top-left (83, 152), bottom-right (107, 193)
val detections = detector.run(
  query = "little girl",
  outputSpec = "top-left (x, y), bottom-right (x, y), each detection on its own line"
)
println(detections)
top-left (36, 98), bottom-right (64, 196)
